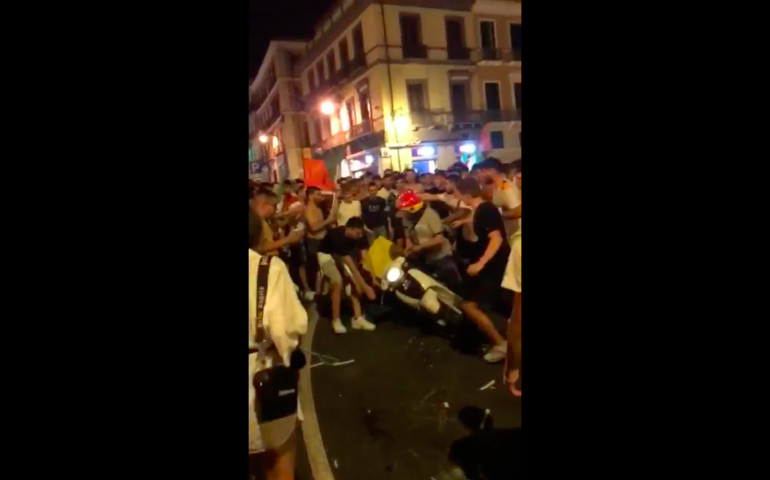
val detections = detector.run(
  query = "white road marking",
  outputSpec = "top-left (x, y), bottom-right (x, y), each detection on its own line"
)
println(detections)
top-left (299, 304), bottom-right (336, 480)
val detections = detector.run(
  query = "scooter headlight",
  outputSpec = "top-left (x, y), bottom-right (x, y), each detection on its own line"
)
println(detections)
top-left (386, 267), bottom-right (403, 283)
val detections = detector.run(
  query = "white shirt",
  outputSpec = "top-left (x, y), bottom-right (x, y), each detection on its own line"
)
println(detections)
top-left (248, 250), bottom-right (308, 453)
top-left (248, 250), bottom-right (308, 369)
top-left (492, 180), bottom-right (521, 238)
top-left (336, 200), bottom-right (362, 227)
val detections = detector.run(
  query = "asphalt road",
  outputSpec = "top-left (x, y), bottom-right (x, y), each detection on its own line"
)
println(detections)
top-left (304, 300), bottom-right (521, 480)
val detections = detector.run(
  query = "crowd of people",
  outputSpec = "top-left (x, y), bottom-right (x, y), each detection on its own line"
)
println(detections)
top-left (248, 158), bottom-right (521, 479)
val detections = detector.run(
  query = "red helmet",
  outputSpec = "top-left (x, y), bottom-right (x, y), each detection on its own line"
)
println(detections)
top-left (396, 190), bottom-right (423, 213)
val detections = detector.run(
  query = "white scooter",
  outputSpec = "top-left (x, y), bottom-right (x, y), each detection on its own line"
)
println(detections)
top-left (364, 237), bottom-right (464, 329)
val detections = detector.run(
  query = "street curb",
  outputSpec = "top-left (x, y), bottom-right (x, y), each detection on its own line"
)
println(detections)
top-left (299, 302), bottom-right (335, 480)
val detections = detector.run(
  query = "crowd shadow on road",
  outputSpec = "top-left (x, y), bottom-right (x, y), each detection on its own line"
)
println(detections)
top-left (446, 406), bottom-right (521, 480)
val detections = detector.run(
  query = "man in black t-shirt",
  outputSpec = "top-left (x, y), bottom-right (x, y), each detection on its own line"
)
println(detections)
top-left (452, 178), bottom-right (510, 363)
top-left (318, 217), bottom-right (377, 334)
top-left (361, 182), bottom-right (389, 240)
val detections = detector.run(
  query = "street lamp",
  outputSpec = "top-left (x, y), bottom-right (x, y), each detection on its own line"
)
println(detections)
top-left (319, 100), bottom-right (335, 115)
top-left (258, 133), bottom-right (269, 144)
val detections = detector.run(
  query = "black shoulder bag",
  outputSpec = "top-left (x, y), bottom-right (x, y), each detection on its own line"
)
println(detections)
top-left (250, 255), bottom-right (305, 423)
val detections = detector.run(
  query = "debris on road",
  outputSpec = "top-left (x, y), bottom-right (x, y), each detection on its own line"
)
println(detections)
top-left (416, 388), bottom-right (438, 409)
top-left (480, 409), bottom-right (491, 429)
top-left (479, 379), bottom-right (495, 391)
top-left (331, 359), bottom-right (355, 367)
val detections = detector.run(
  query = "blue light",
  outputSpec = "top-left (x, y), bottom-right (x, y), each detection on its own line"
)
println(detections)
top-left (416, 146), bottom-right (435, 157)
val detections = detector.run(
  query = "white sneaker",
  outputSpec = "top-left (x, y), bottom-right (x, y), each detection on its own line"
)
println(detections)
top-left (332, 318), bottom-right (347, 334)
top-left (483, 342), bottom-right (508, 363)
top-left (351, 316), bottom-right (376, 331)
top-left (303, 290), bottom-right (315, 301)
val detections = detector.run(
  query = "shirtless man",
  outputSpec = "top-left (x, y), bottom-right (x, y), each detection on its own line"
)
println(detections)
top-left (305, 187), bottom-right (338, 296)
top-left (404, 168), bottom-right (424, 193)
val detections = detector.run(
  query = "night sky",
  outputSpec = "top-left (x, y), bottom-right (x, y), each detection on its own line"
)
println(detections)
top-left (249, 0), bottom-right (337, 82)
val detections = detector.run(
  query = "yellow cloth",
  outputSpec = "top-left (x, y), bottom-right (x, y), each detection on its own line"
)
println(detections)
top-left (364, 236), bottom-right (396, 280)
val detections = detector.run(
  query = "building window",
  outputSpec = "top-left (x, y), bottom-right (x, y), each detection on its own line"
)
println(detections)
top-left (358, 89), bottom-right (370, 123)
top-left (484, 82), bottom-right (501, 111)
top-left (345, 98), bottom-right (356, 128)
top-left (510, 23), bottom-right (522, 61)
top-left (479, 21), bottom-right (496, 48)
top-left (490, 131), bottom-right (504, 149)
top-left (445, 18), bottom-right (467, 60)
top-left (300, 121), bottom-right (310, 147)
top-left (513, 83), bottom-right (522, 110)
top-left (352, 23), bottom-right (364, 59)
top-left (308, 70), bottom-right (316, 92)
top-left (400, 14), bottom-right (426, 58)
top-left (316, 61), bottom-right (325, 85)
top-left (449, 82), bottom-right (469, 116)
top-left (339, 37), bottom-right (350, 66)
top-left (407, 82), bottom-right (427, 112)
top-left (313, 118), bottom-right (323, 143)
top-left (292, 84), bottom-right (303, 111)
top-left (326, 50), bottom-right (337, 77)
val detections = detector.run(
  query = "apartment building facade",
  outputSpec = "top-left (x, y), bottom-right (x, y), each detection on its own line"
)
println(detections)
top-left (248, 40), bottom-right (309, 181)
top-left (473, 0), bottom-right (521, 162)
top-left (297, 0), bottom-right (521, 178)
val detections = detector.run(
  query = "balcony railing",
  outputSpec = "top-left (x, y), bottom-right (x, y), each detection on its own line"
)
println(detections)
top-left (447, 46), bottom-right (471, 60)
top-left (476, 47), bottom-right (503, 61)
top-left (314, 119), bottom-right (375, 152)
top-left (472, 48), bottom-right (522, 63)
top-left (321, 130), bottom-right (348, 151)
top-left (410, 109), bottom-right (521, 127)
top-left (402, 43), bottom-right (428, 59)
top-left (350, 119), bottom-right (372, 138)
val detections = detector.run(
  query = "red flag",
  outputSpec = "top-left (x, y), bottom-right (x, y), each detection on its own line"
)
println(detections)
top-left (303, 158), bottom-right (335, 191)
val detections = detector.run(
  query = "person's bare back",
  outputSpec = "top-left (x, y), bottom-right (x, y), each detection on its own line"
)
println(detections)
top-left (305, 201), bottom-right (327, 239)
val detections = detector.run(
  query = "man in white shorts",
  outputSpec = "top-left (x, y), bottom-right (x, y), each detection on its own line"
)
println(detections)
top-left (500, 160), bottom-right (521, 397)
top-left (317, 216), bottom-right (377, 334)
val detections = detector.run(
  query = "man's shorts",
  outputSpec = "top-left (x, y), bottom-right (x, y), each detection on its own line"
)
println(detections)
top-left (318, 253), bottom-right (344, 286)
top-left (461, 274), bottom-right (503, 306)
top-left (501, 233), bottom-right (521, 293)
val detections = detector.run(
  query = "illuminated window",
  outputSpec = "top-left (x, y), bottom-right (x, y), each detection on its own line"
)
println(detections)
top-left (340, 103), bottom-right (350, 132)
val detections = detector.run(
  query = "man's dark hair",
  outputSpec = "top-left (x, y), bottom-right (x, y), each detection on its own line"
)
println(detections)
top-left (449, 161), bottom-right (468, 172)
top-left (510, 159), bottom-right (522, 172)
top-left (296, 179), bottom-right (304, 185)
top-left (306, 186), bottom-right (320, 196)
top-left (249, 209), bottom-right (263, 249)
top-left (479, 157), bottom-right (503, 172)
top-left (471, 163), bottom-right (483, 171)
top-left (446, 173), bottom-right (461, 184)
top-left (456, 178), bottom-right (482, 198)
top-left (434, 171), bottom-right (447, 179)
top-left (368, 181), bottom-right (378, 187)
top-left (345, 216), bottom-right (365, 229)
top-left (373, 174), bottom-right (382, 180)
